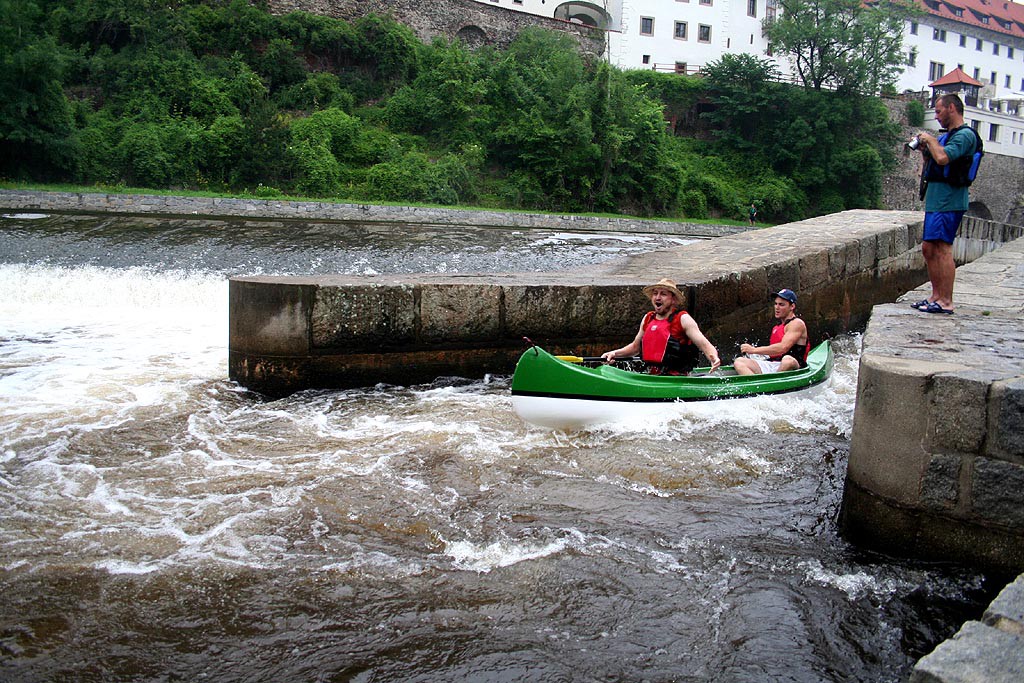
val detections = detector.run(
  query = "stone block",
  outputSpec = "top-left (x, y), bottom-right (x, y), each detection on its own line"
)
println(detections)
top-left (984, 575), bottom-right (1024, 638)
top-left (971, 458), bottom-right (1024, 527)
top-left (893, 224), bottom-right (911, 254)
top-left (419, 283), bottom-right (502, 343)
top-left (311, 284), bottom-right (416, 349)
top-left (847, 354), bottom-right (934, 504)
top-left (929, 371), bottom-right (990, 454)
top-left (765, 258), bottom-right (801, 294)
top-left (735, 268), bottom-right (767, 308)
top-left (504, 284), bottom-right (636, 342)
top-left (910, 621), bottom-right (1024, 683)
top-left (798, 250), bottom-right (829, 288)
top-left (920, 453), bottom-right (962, 510)
top-left (990, 378), bottom-right (1024, 460)
top-left (691, 273), bottom-right (741, 321)
top-left (876, 230), bottom-right (895, 260)
top-left (229, 279), bottom-right (313, 355)
top-left (858, 233), bottom-right (878, 271)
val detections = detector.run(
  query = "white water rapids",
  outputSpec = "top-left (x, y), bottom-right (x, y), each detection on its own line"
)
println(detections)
top-left (0, 214), bottom-right (995, 682)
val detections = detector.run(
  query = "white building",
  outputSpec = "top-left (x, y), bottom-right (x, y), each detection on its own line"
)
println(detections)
top-left (476, 0), bottom-right (1024, 156)
top-left (479, 0), bottom-right (779, 74)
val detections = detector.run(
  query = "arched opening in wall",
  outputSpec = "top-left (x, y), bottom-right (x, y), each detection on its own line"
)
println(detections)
top-left (968, 201), bottom-right (992, 220)
top-left (455, 25), bottom-right (489, 49)
top-left (553, 2), bottom-right (614, 30)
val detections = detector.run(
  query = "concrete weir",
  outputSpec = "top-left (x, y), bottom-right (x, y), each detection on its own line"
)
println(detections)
top-left (230, 209), bottom-right (929, 395)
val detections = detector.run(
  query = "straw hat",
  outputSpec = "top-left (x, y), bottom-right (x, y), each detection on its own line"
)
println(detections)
top-left (642, 278), bottom-right (684, 303)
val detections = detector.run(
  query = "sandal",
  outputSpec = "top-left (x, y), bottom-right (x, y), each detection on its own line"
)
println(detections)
top-left (911, 299), bottom-right (930, 310)
top-left (921, 301), bottom-right (954, 315)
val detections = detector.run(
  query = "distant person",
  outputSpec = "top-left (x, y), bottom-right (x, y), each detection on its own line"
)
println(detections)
top-left (733, 289), bottom-right (808, 375)
top-left (748, 202), bottom-right (758, 226)
top-left (912, 93), bottom-right (981, 315)
top-left (601, 278), bottom-right (721, 375)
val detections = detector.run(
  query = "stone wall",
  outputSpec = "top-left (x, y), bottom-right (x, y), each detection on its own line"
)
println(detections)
top-left (0, 189), bottom-right (744, 237)
top-left (266, 0), bottom-right (605, 53)
top-left (227, 209), bottom-right (932, 395)
top-left (840, 237), bottom-right (1024, 577)
top-left (911, 575), bottom-right (1024, 683)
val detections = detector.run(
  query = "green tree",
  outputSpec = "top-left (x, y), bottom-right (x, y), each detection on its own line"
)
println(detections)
top-left (762, 0), bottom-right (913, 94)
top-left (0, 0), bottom-right (79, 178)
top-left (701, 53), bottom-right (782, 149)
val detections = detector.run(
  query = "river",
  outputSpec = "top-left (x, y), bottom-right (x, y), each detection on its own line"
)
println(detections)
top-left (0, 212), bottom-right (995, 682)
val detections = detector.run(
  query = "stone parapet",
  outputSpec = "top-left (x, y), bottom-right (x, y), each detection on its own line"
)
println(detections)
top-left (841, 238), bottom-right (1024, 576)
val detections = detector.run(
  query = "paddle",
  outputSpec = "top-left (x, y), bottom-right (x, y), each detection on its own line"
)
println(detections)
top-left (555, 355), bottom-right (640, 364)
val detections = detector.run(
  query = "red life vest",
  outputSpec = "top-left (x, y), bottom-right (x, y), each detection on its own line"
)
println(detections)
top-left (768, 317), bottom-right (809, 367)
top-left (641, 310), bottom-right (698, 373)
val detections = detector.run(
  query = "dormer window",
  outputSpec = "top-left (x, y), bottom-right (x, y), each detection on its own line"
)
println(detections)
top-left (954, 8), bottom-right (963, 16)
top-left (982, 15), bottom-right (990, 24)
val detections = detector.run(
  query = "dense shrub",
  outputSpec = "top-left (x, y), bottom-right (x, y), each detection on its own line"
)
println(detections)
top-left (4, 0), bottom-right (900, 221)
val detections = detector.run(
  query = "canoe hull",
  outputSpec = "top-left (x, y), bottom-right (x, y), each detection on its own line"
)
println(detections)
top-left (510, 342), bottom-right (833, 429)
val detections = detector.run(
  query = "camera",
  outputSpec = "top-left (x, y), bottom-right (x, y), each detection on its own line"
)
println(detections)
top-left (906, 135), bottom-right (921, 150)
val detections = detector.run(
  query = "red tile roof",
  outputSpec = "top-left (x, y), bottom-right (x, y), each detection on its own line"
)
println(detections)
top-left (929, 66), bottom-right (986, 86)
top-left (917, 0), bottom-right (1024, 39)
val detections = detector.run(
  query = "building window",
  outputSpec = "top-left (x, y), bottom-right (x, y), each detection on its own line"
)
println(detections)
top-left (642, 54), bottom-right (650, 64)
top-left (1021, 77), bottom-right (1024, 91)
top-left (928, 62), bottom-right (945, 81)
top-left (1009, 47), bottom-right (1015, 59)
top-left (974, 67), bottom-right (981, 80)
top-left (954, 7), bottom-right (963, 16)
top-left (933, 28), bottom-right (946, 41)
top-left (698, 24), bottom-right (712, 42)
top-left (1006, 75), bottom-right (1012, 88)
top-left (674, 21), bottom-right (688, 39)
top-left (766, 0), bottom-right (777, 24)
top-left (989, 123), bottom-right (999, 142)
top-left (977, 38), bottom-right (983, 51)
top-left (959, 35), bottom-right (966, 47)
top-left (640, 17), bottom-right (654, 35)
top-left (699, 0), bottom-right (713, 5)
top-left (981, 16), bottom-right (989, 25)
top-left (910, 22), bottom-right (918, 35)
top-left (992, 71), bottom-right (997, 84)
top-left (675, 62), bottom-right (688, 74)
top-left (993, 43), bottom-right (1000, 56)
top-left (907, 49), bottom-right (917, 67)
top-left (748, 0), bottom-right (757, 16)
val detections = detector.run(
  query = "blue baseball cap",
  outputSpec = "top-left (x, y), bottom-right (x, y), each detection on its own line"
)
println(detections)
top-left (772, 289), bottom-right (797, 304)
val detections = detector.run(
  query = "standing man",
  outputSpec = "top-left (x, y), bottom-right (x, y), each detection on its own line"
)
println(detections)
top-left (733, 289), bottom-right (808, 375)
top-left (601, 278), bottom-right (721, 375)
top-left (748, 202), bottom-right (758, 226)
top-left (913, 93), bottom-right (980, 315)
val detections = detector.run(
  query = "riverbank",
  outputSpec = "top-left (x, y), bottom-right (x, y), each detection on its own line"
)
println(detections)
top-left (0, 189), bottom-right (749, 238)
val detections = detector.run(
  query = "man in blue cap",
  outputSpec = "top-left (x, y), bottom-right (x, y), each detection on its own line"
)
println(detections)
top-left (733, 289), bottom-right (809, 375)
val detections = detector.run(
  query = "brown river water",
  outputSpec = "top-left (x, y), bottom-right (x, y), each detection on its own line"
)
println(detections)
top-left (0, 213), bottom-right (996, 682)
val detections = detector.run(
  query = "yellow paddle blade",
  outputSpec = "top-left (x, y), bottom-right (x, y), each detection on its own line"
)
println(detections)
top-left (554, 355), bottom-right (584, 363)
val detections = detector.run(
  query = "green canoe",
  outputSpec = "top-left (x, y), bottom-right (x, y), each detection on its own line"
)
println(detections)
top-left (510, 341), bottom-right (834, 429)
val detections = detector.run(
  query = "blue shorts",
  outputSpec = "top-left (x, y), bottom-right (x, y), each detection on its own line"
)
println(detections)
top-left (923, 211), bottom-right (965, 244)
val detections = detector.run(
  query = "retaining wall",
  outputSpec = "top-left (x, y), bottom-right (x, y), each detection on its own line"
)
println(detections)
top-left (840, 237), bottom-right (1024, 577)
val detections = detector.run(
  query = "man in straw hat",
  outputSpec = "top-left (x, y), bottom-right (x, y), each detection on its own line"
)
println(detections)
top-left (733, 288), bottom-right (808, 375)
top-left (601, 278), bottom-right (721, 375)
